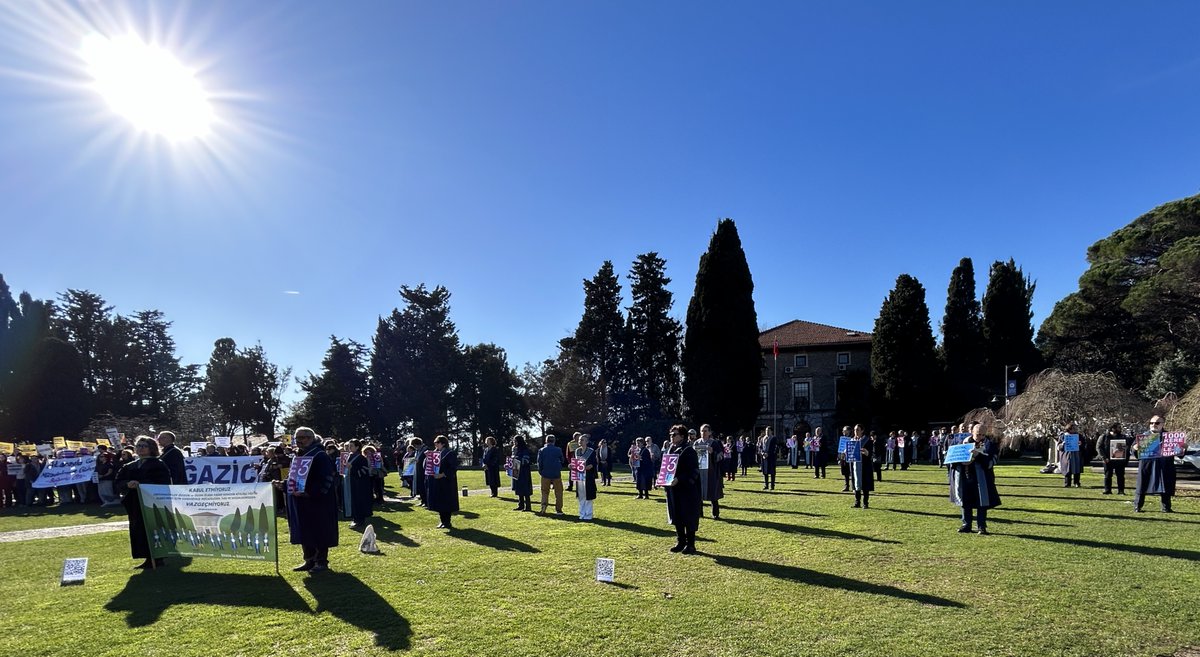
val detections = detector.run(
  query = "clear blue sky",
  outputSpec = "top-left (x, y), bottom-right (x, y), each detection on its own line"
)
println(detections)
top-left (2, 1), bottom-right (1199, 405)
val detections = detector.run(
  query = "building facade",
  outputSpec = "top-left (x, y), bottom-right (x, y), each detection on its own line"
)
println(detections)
top-left (756, 320), bottom-right (873, 439)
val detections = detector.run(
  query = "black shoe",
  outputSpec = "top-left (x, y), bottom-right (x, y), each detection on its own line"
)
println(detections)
top-left (863, 503), bottom-right (869, 509)
top-left (669, 543), bottom-right (685, 553)
top-left (977, 528), bottom-right (989, 535)
top-left (852, 503), bottom-right (861, 508)
top-left (842, 486), bottom-right (850, 492)
top-left (763, 486), bottom-right (769, 490)
top-left (712, 514), bottom-right (720, 519)
top-left (435, 523), bottom-right (446, 529)
top-left (957, 525), bottom-right (971, 533)
top-left (1163, 507), bottom-right (1173, 513)
top-left (292, 562), bottom-right (315, 572)
top-left (309, 564), bottom-right (329, 573)
top-left (1134, 507), bottom-right (1143, 513)
top-left (513, 506), bottom-right (524, 511)
top-left (682, 544), bottom-right (697, 555)
top-left (1102, 491), bottom-right (1111, 495)
top-left (135, 560), bottom-right (154, 569)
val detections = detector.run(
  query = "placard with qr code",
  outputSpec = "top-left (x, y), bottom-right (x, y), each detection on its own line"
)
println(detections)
top-left (61, 558), bottom-right (88, 585)
top-left (595, 558), bottom-right (615, 583)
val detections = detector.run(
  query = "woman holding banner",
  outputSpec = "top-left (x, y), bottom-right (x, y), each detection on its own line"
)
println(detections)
top-left (949, 423), bottom-right (1001, 534)
top-left (482, 436), bottom-right (503, 497)
top-left (664, 424), bottom-right (702, 554)
top-left (510, 435), bottom-right (534, 511)
top-left (425, 435), bottom-right (459, 529)
top-left (1132, 415), bottom-right (1177, 513)
top-left (574, 434), bottom-right (599, 520)
top-left (1056, 422), bottom-right (1084, 488)
top-left (115, 436), bottom-right (171, 569)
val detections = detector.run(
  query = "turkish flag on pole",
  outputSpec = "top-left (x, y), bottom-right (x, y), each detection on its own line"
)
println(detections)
top-left (773, 338), bottom-right (779, 359)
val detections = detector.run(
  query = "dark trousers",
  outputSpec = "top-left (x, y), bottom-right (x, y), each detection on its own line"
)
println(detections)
top-left (489, 484), bottom-right (499, 497)
top-left (673, 523), bottom-right (696, 548)
top-left (711, 499), bottom-right (720, 518)
top-left (1133, 491), bottom-right (1171, 512)
top-left (372, 477), bottom-right (384, 503)
top-left (1103, 461), bottom-right (1126, 494)
top-left (1063, 472), bottom-right (1081, 487)
top-left (854, 490), bottom-right (870, 507)
top-left (961, 506), bottom-right (988, 530)
top-left (762, 471), bottom-right (775, 489)
top-left (874, 462), bottom-right (883, 481)
top-left (439, 511), bottom-right (453, 527)
top-left (302, 544), bottom-right (329, 566)
top-left (517, 495), bottom-right (532, 510)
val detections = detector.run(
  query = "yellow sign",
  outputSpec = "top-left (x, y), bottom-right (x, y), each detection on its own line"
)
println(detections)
top-left (53, 436), bottom-right (66, 448)
top-left (96, 437), bottom-right (111, 447)
top-left (17, 444), bottom-right (38, 456)
top-left (82, 442), bottom-right (97, 451)
top-left (66, 440), bottom-right (83, 451)
top-left (0, 442), bottom-right (12, 455)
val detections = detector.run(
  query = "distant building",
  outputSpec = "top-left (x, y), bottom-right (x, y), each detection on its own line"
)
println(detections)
top-left (756, 320), bottom-right (873, 439)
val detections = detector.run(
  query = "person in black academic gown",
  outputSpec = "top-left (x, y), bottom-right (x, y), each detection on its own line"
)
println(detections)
top-left (1133, 414), bottom-right (1177, 513)
top-left (510, 435), bottom-right (534, 511)
top-left (412, 438), bottom-right (428, 507)
top-left (635, 438), bottom-right (655, 499)
top-left (760, 429), bottom-right (780, 490)
top-left (346, 441), bottom-right (374, 529)
top-left (482, 436), bottom-right (503, 497)
top-left (284, 427), bottom-right (338, 573)
top-left (425, 435), bottom-right (460, 529)
top-left (699, 425), bottom-right (724, 518)
top-left (665, 424), bottom-right (702, 554)
top-left (155, 431), bottom-right (187, 485)
top-left (115, 436), bottom-right (172, 569)
top-left (849, 425), bottom-right (875, 509)
top-left (949, 424), bottom-right (1002, 534)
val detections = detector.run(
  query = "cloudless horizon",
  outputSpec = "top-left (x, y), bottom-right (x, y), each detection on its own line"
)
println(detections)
top-left (3, 1), bottom-right (1199, 407)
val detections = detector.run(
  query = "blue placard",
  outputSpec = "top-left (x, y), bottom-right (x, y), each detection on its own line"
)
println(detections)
top-left (837, 437), bottom-right (849, 454)
top-left (944, 443), bottom-right (975, 465)
top-left (844, 440), bottom-right (862, 462)
top-left (1062, 434), bottom-right (1080, 453)
top-left (1007, 379), bottom-right (1017, 397)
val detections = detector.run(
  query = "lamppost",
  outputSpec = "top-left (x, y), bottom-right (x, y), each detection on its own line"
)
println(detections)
top-left (990, 364), bottom-right (1021, 405)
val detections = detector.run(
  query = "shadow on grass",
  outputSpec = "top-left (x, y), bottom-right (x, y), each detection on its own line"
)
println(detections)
top-left (741, 489), bottom-right (810, 497)
top-left (4, 503), bottom-right (125, 524)
top-left (354, 517), bottom-right (419, 548)
top-left (106, 568), bottom-right (308, 627)
top-left (720, 517), bottom-right (900, 544)
top-left (304, 572), bottom-right (412, 650)
top-left (589, 517), bottom-right (713, 542)
top-left (882, 508), bottom-right (1070, 527)
top-left (1003, 506), bottom-right (1200, 525)
top-left (719, 505), bottom-right (826, 518)
top-left (448, 527), bottom-right (539, 552)
top-left (709, 554), bottom-right (965, 608)
top-left (601, 581), bottom-right (639, 590)
top-left (1009, 533), bottom-right (1200, 562)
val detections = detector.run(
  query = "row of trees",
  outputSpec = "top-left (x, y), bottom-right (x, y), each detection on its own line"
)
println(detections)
top-left (0, 279), bottom-right (289, 442)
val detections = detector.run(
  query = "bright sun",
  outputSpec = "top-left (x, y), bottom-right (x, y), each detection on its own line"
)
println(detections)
top-left (80, 34), bottom-right (214, 141)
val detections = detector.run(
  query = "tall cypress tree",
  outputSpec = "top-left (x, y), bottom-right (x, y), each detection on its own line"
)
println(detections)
top-left (871, 274), bottom-right (939, 426)
top-left (681, 219), bottom-right (761, 434)
top-left (571, 261), bottom-right (627, 420)
top-left (941, 258), bottom-right (985, 413)
top-left (625, 253), bottom-right (683, 420)
top-left (982, 259), bottom-right (1042, 396)
top-left (294, 337), bottom-right (370, 439)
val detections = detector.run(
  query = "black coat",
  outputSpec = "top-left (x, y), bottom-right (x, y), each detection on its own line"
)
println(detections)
top-left (482, 446), bottom-right (502, 488)
top-left (413, 447), bottom-right (428, 498)
top-left (426, 448), bottom-right (460, 514)
top-left (761, 436), bottom-right (781, 474)
top-left (665, 443), bottom-right (702, 530)
top-left (511, 446), bottom-right (534, 495)
top-left (347, 453), bottom-right (374, 522)
top-left (114, 458), bottom-right (171, 558)
top-left (159, 444), bottom-right (187, 485)
top-left (704, 442), bottom-right (724, 500)
top-left (286, 444), bottom-right (339, 548)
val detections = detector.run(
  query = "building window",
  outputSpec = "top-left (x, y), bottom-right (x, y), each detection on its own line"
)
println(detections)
top-left (760, 383), bottom-right (769, 410)
top-left (837, 352), bottom-right (851, 366)
top-left (793, 381), bottom-right (810, 410)
top-left (794, 354), bottom-right (808, 368)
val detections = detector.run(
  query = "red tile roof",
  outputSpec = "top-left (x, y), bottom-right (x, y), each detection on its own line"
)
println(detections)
top-left (759, 320), bottom-right (873, 350)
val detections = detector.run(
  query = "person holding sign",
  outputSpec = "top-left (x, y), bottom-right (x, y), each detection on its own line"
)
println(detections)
top-left (846, 425), bottom-right (874, 509)
top-left (812, 428), bottom-right (827, 479)
top-left (1095, 423), bottom-right (1130, 495)
top-left (699, 424), bottom-right (724, 518)
top-left (284, 427), bottom-right (338, 573)
top-left (574, 434), bottom-right (599, 520)
top-left (634, 438), bottom-right (655, 499)
top-left (664, 425), bottom-right (702, 554)
top-left (1056, 422), bottom-right (1084, 488)
top-left (426, 435), bottom-right (460, 529)
top-left (1132, 415), bottom-right (1177, 513)
top-left (837, 426), bottom-right (853, 491)
top-left (948, 423), bottom-right (1001, 534)
top-left (482, 436), bottom-right (503, 497)
top-left (114, 436), bottom-right (171, 569)
top-left (510, 435), bottom-right (535, 511)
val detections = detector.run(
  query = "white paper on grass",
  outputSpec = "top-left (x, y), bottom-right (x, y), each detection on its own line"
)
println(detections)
top-left (595, 558), bottom-right (615, 582)
top-left (61, 558), bottom-right (88, 585)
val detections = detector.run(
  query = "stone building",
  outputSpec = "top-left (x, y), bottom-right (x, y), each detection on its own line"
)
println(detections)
top-left (756, 320), bottom-right (873, 439)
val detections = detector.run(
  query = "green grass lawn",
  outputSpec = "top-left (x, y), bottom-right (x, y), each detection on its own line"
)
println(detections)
top-left (2, 462), bottom-right (1198, 657)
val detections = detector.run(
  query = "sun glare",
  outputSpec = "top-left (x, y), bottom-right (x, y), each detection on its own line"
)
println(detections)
top-left (80, 33), bottom-right (214, 141)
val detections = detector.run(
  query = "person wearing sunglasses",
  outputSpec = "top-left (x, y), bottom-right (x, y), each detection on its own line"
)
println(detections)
top-left (1132, 415), bottom-right (1176, 513)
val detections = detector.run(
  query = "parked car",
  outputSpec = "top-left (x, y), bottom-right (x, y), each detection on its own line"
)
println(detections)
top-left (1174, 445), bottom-right (1200, 473)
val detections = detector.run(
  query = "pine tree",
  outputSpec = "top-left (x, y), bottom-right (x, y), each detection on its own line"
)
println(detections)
top-left (940, 258), bottom-right (985, 413)
top-left (871, 274), bottom-right (939, 426)
top-left (294, 337), bottom-right (370, 439)
top-left (625, 253), bottom-right (683, 420)
top-left (53, 290), bottom-right (114, 398)
top-left (571, 261), bottom-right (627, 420)
top-left (982, 259), bottom-right (1042, 395)
top-left (452, 343), bottom-right (526, 450)
top-left (681, 219), bottom-right (761, 434)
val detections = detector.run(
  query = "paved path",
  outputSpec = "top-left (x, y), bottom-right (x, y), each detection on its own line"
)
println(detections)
top-left (0, 520), bottom-right (128, 543)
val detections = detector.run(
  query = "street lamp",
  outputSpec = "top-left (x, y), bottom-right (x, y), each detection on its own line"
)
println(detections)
top-left (990, 364), bottom-right (1021, 405)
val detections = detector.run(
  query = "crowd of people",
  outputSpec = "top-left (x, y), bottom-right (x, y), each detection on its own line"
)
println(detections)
top-left (0, 412), bottom-right (1186, 573)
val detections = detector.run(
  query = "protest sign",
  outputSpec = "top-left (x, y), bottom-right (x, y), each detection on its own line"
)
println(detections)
top-left (286, 456), bottom-right (313, 494)
top-left (36, 444), bottom-right (53, 456)
top-left (60, 450), bottom-right (76, 458)
top-left (6, 462), bottom-right (21, 476)
top-left (66, 440), bottom-right (82, 451)
top-left (190, 441), bottom-right (209, 454)
top-left (105, 427), bottom-right (120, 443)
top-left (0, 442), bottom-right (13, 455)
top-left (337, 452), bottom-right (351, 476)
top-left (32, 456), bottom-right (97, 488)
top-left (786, 437), bottom-right (796, 449)
top-left (503, 456), bottom-right (513, 478)
top-left (184, 457), bottom-right (263, 485)
top-left (138, 483), bottom-right (276, 561)
top-left (61, 558), bottom-right (88, 586)
top-left (52, 437), bottom-right (66, 449)
top-left (697, 448), bottom-right (709, 470)
top-left (1062, 434), bottom-right (1080, 453)
top-left (569, 457), bottom-right (584, 482)
top-left (424, 450), bottom-right (442, 476)
top-left (844, 439), bottom-right (862, 462)
top-left (1109, 439), bottom-right (1128, 460)
top-left (837, 437), bottom-right (850, 454)
top-left (656, 453), bottom-right (679, 487)
top-left (1162, 431), bottom-right (1188, 458)
top-left (95, 437), bottom-right (111, 448)
top-left (943, 443), bottom-right (975, 465)
top-left (214, 436), bottom-right (232, 448)
top-left (18, 444), bottom-right (38, 456)
top-left (897, 436), bottom-right (906, 448)
top-left (1137, 433), bottom-right (1161, 458)
top-left (403, 457), bottom-right (416, 477)
top-left (595, 558), bottom-right (615, 583)
top-left (369, 452), bottom-right (383, 470)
